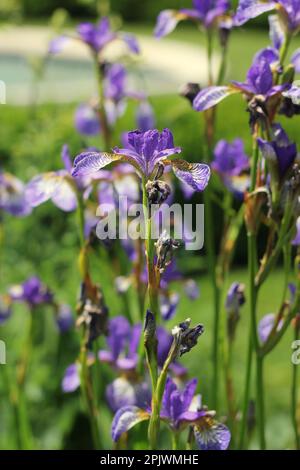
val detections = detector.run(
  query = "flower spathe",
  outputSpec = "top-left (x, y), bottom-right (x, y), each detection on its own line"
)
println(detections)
top-left (72, 129), bottom-right (211, 192)
top-left (111, 377), bottom-right (231, 450)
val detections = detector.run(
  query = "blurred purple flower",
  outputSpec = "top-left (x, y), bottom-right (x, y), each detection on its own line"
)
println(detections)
top-left (62, 364), bottom-right (80, 393)
top-left (258, 313), bottom-right (284, 343)
top-left (136, 101), bottom-right (155, 131)
top-left (212, 139), bottom-right (249, 177)
top-left (257, 123), bottom-right (297, 178)
top-left (160, 292), bottom-right (180, 320)
top-left (111, 376), bottom-right (231, 449)
top-left (106, 377), bottom-right (151, 412)
top-left (56, 304), bottom-right (74, 333)
top-left (72, 129), bottom-right (210, 192)
top-left (49, 17), bottom-right (139, 55)
top-left (9, 276), bottom-right (53, 307)
top-left (184, 279), bottom-right (200, 300)
top-left (292, 216), bottom-right (300, 245)
top-left (155, 1), bottom-right (231, 38)
top-left (0, 172), bottom-right (32, 217)
top-left (235, 0), bottom-right (300, 33)
top-left (75, 103), bottom-right (100, 136)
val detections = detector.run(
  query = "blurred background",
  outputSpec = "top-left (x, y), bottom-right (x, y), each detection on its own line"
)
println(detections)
top-left (1, 0), bottom-right (299, 450)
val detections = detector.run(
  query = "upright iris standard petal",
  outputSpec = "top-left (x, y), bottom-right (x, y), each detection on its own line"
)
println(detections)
top-left (193, 86), bottom-right (238, 111)
top-left (172, 160), bottom-right (211, 191)
top-left (111, 406), bottom-right (149, 441)
top-left (194, 419), bottom-right (231, 450)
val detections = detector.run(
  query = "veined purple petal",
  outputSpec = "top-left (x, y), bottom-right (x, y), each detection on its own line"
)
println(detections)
top-left (62, 364), bottom-right (80, 393)
top-left (193, 86), bottom-right (237, 111)
top-left (234, 0), bottom-right (277, 26)
top-left (291, 48), bottom-right (300, 73)
top-left (194, 420), bottom-right (231, 450)
top-left (172, 161), bottom-right (211, 192)
top-left (154, 10), bottom-right (182, 38)
top-left (72, 152), bottom-right (122, 177)
top-left (111, 406), bottom-right (149, 441)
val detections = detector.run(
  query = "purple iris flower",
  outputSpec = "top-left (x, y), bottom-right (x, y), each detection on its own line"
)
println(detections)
top-left (25, 144), bottom-right (104, 213)
top-left (98, 316), bottom-right (141, 371)
top-left (193, 48), bottom-right (288, 111)
top-left (106, 377), bottom-right (151, 413)
top-left (235, 0), bottom-right (300, 33)
top-left (56, 304), bottom-right (74, 333)
top-left (0, 172), bottom-right (32, 217)
top-left (212, 138), bottom-right (249, 177)
top-left (155, 1), bottom-right (231, 38)
top-left (49, 17), bottom-right (139, 56)
top-left (72, 129), bottom-right (210, 192)
top-left (257, 123), bottom-right (297, 178)
top-left (62, 364), bottom-right (81, 393)
top-left (9, 276), bottom-right (53, 307)
top-left (111, 377), bottom-right (231, 450)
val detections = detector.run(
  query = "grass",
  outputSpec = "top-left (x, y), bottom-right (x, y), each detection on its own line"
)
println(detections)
top-left (1, 26), bottom-right (300, 449)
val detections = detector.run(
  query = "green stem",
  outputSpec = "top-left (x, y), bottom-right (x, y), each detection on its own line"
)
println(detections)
top-left (292, 325), bottom-right (300, 450)
top-left (256, 355), bottom-right (266, 450)
top-left (171, 430), bottom-right (180, 450)
top-left (239, 330), bottom-right (253, 449)
top-left (94, 52), bottom-right (111, 150)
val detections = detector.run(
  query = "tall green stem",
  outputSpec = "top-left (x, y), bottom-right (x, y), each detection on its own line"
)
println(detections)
top-left (94, 52), bottom-right (111, 150)
top-left (292, 324), bottom-right (300, 450)
top-left (239, 330), bottom-right (253, 449)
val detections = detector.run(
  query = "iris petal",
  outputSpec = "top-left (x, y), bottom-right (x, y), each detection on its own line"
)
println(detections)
top-left (111, 406), bottom-right (149, 441)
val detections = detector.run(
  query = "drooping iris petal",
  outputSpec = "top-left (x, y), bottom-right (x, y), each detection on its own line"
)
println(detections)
top-left (172, 160), bottom-right (211, 191)
top-left (154, 10), bottom-right (183, 38)
top-left (193, 86), bottom-right (238, 111)
top-left (72, 152), bottom-right (126, 177)
top-left (194, 419), bottom-right (231, 450)
top-left (62, 364), bottom-right (80, 393)
top-left (25, 173), bottom-right (61, 207)
top-left (234, 0), bottom-right (277, 26)
top-left (111, 406), bottom-right (149, 441)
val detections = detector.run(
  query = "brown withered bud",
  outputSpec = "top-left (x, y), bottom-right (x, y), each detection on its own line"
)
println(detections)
top-left (180, 83), bottom-right (201, 105)
top-left (247, 94), bottom-right (268, 134)
top-left (155, 231), bottom-right (180, 272)
top-left (172, 318), bottom-right (204, 357)
top-left (76, 282), bottom-right (109, 347)
top-left (146, 180), bottom-right (171, 207)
